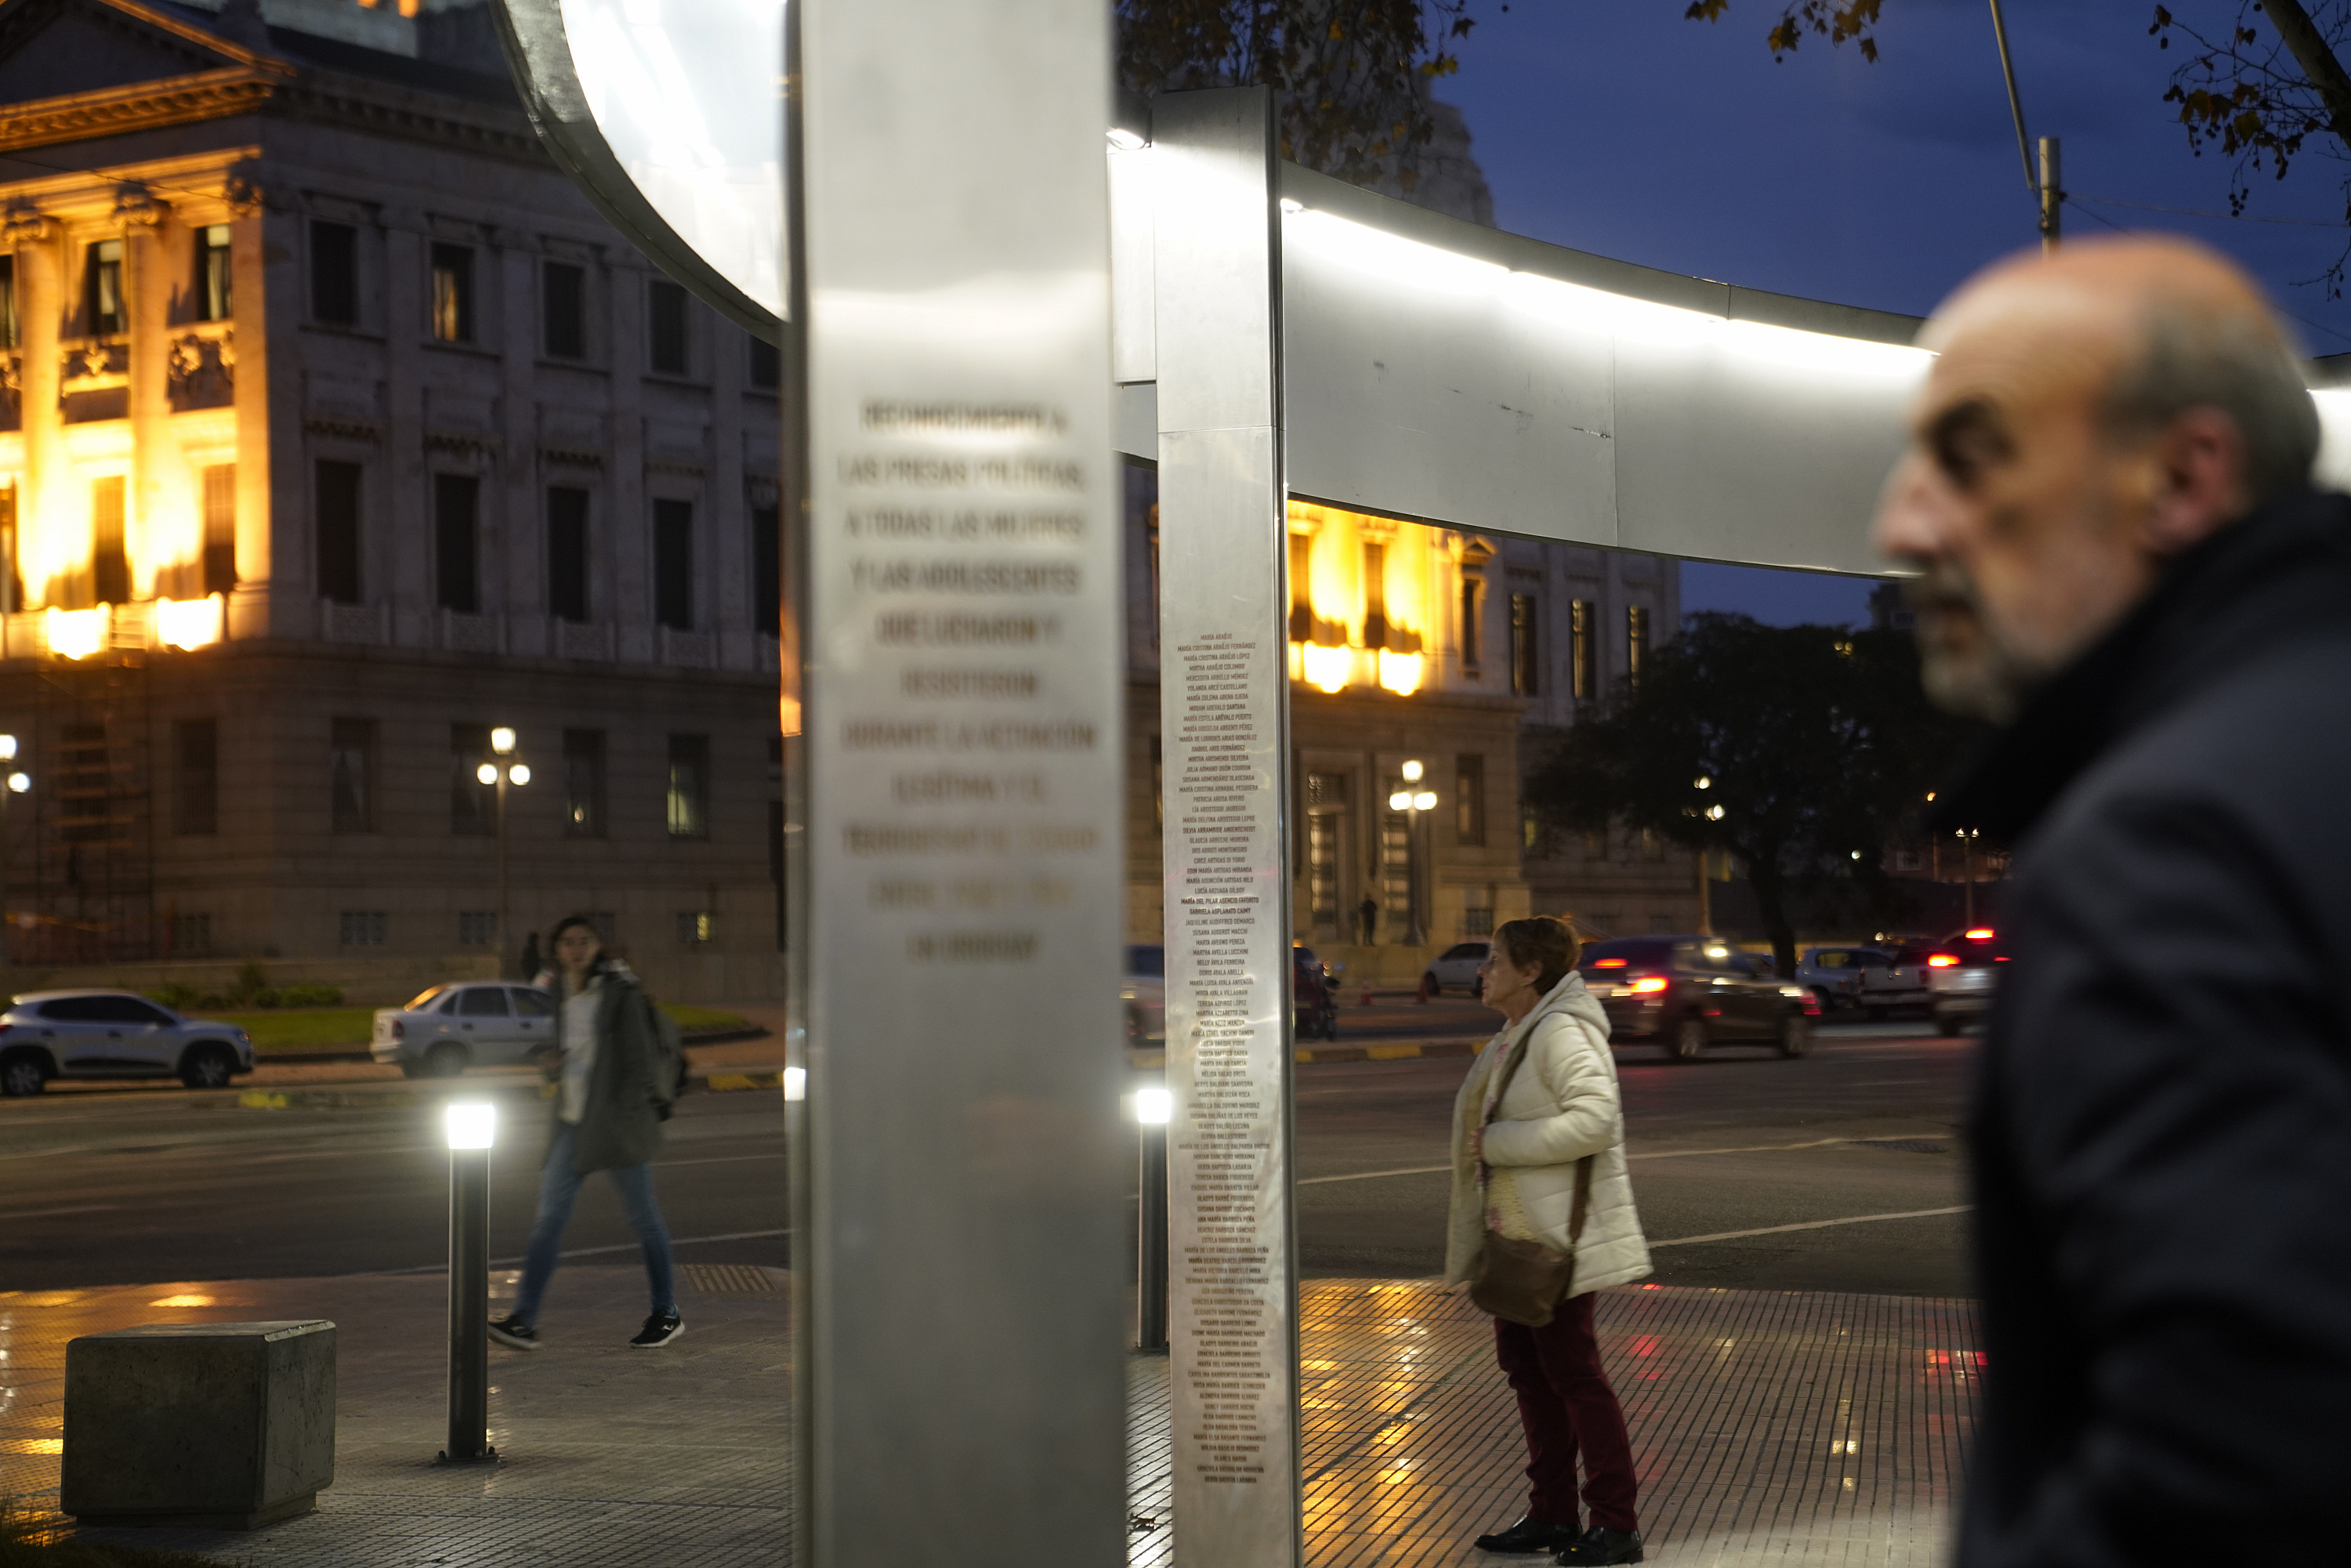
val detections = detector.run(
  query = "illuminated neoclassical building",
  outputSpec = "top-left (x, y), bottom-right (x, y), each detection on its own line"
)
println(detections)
top-left (1123, 480), bottom-right (1697, 976)
top-left (0, 0), bottom-right (781, 996)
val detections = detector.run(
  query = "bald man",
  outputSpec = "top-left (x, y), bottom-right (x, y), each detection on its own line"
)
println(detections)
top-left (1876, 235), bottom-right (2351, 1563)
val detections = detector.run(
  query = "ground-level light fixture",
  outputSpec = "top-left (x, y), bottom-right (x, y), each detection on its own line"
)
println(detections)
top-left (444, 1100), bottom-right (498, 1150)
top-left (440, 1098), bottom-right (497, 1465)
top-left (1132, 1085), bottom-right (1172, 1125)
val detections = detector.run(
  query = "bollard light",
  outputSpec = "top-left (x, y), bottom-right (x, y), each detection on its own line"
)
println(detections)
top-left (445, 1100), bottom-right (497, 1150)
top-left (1131, 1081), bottom-right (1171, 1353)
top-left (439, 1099), bottom-right (498, 1465)
top-left (783, 1066), bottom-right (807, 1101)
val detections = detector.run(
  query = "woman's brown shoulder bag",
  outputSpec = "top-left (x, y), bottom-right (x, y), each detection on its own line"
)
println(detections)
top-left (1469, 1029), bottom-right (1595, 1328)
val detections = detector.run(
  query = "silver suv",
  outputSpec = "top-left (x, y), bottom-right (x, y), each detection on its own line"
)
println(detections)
top-left (0, 990), bottom-right (255, 1095)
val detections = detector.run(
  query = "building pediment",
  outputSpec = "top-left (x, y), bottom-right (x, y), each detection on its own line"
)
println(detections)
top-left (0, 0), bottom-right (280, 109)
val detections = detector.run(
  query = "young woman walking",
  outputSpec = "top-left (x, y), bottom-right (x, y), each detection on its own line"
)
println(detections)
top-left (489, 914), bottom-right (686, 1350)
top-left (1452, 916), bottom-right (1652, 1564)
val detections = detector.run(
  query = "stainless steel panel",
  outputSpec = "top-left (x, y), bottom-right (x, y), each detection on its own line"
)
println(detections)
top-left (1151, 88), bottom-right (1302, 1568)
top-left (792, 0), bottom-right (1126, 1559)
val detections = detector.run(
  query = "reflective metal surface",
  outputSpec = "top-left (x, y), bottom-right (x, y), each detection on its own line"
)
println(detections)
top-left (1151, 88), bottom-right (1302, 1568)
top-left (788, 0), bottom-right (1127, 1559)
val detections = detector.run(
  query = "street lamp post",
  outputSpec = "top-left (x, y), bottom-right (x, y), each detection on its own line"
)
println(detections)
top-left (1132, 1085), bottom-right (1171, 1353)
top-left (439, 1099), bottom-right (498, 1465)
top-left (1958, 828), bottom-right (1980, 925)
top-left (0, 737), bottom-right (20, 968)
top-left (483, 730), bottom-right (528, 977)
top-left (1388, 761), bottom-right (1437, 948)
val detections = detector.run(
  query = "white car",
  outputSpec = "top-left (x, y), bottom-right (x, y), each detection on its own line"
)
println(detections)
top-left (0, 990), bottom-right (255, 1095)
top-left (372, 982), bottom-right (556, 1078)
top-left (1422, 940), bottom-right (1491, 998)
top-left (1124, 945), bottom-right (1166, 1051)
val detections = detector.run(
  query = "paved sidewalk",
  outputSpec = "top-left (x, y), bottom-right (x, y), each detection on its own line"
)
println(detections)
top-left (1, 1273), bottom-right (1972, 1566)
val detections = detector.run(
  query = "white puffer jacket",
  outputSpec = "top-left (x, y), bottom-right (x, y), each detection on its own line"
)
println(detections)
top-left (1443, 971), bottom-right (1652, 1297)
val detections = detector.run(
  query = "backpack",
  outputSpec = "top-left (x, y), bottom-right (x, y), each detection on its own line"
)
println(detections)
top-left (643, 994), bottom-right (687, 1119)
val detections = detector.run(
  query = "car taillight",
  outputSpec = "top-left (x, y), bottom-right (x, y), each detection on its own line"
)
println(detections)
top-left (1800, 991), bottom-right (1823, 1016)
top-left (1591, 958), bottom-right (1628, 969)
top-left (1629, 976), bottom-right (1669, 994)
top-left (1927, 954), bottom-right (1958, 968)
top-left (1965, 928), bottom-right (1994, 940)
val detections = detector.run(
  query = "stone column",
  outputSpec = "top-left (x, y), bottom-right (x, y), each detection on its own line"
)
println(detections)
top-left (234, 180), bottom-right (274, 639)
top-left (382, 213), bottom-right (425, 646)
top-left (10, 214), bottom-right (69, 611)
top-left (498, 236), bottom-right (538, 654)
top-left (122, 188), bottom-right (172, 604)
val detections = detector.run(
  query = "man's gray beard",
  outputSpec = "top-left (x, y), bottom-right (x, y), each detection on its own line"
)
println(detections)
top-left (1906, 564), bottom-right (2053, 726)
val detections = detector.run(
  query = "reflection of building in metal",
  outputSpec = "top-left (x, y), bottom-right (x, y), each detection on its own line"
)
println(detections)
top-left (0, 0), bottom-right (781, 993)
top-left (1123, 473), bottom-right (1694, 979)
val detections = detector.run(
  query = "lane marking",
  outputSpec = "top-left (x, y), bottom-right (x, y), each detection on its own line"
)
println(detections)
top-left (1299, 1164), bottom-right (1450, 1186)
top-left (0, 1204), bottom-right (118, 1219)
top-left (372, 1226), bottom-right (793, 1276)
top-left (1648, 1205), bottom-right (1971, 1249)
top-left (1295, 1135), bottom-right (1889, 1185)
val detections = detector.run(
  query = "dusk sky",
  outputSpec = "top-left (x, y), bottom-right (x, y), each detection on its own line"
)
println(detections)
top-left (1436, 1), bottom-right (2351, 626)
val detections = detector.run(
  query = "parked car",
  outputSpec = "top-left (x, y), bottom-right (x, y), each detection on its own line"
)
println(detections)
top-left (1577, 935), bottom-right (1817, 1061)
top-left (1848, 943), bottom-right (1936, 1019)
top-left (1795, 946), bottom-right (1886, 1012)
top-left (1294, 947), bottom-right (1338, 1041)
top-left (371, 982), bottom-right (556, 1078)
top-left (0, 990), bottom-right (255, 1095)
top-left (1927, 926), bottom-right (2008, 1035)
top-left (1422, 940), bottom-right (1491, 998)
top-left (1124, 944), bottom-right (1165, 1052)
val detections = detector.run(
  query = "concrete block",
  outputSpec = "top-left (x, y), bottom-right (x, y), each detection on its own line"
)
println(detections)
top-left (63, 1320), bottom-right (335, 1530)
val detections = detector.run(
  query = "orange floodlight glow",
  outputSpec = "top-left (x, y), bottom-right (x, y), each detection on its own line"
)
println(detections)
top-left (156, 594), bottom-right (225, 650)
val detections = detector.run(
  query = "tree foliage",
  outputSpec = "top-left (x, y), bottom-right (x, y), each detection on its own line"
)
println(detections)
top-left (1525, 614), bottom-right (1977, 975)
top-left (1118, 0), bottom-right (1478, 188)
top-left (1689, 2), bottom-right (2351, 292)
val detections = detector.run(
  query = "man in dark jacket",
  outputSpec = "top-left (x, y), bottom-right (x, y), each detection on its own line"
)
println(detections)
top-left (1874, 235), bottom-right (2351, 1563)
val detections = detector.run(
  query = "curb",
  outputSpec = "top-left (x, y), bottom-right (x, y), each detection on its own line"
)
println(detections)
top-left (1124, 1039), bottom-right (1480, 1071)
top-left (236, 1063), bottom-right (789, 1111)
top-left (258, 1025), bottom-right (770, 1066)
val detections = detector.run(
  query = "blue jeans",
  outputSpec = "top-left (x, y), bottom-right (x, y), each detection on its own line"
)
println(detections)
top-left (513, 1120), bottom-right (676, 1324)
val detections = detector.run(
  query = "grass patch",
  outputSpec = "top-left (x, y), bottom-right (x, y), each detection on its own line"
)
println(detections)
top-left (2, 1503), bottom-right (237, 1567)
top-left (216, 1009), bottom-right (376, 1054)
top-left (661, 1004), bottom-right (753, 1034)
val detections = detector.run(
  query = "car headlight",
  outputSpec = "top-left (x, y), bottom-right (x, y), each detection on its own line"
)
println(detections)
top-left (1780, 987), bottom-right (1806, 999)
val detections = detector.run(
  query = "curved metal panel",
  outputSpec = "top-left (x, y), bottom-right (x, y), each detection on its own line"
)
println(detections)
top-left (492, 0), bottom-right (784, 341)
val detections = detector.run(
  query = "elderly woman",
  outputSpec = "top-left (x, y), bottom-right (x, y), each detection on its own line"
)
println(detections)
top-left (1452, 916), bottom-right (1651, 1565)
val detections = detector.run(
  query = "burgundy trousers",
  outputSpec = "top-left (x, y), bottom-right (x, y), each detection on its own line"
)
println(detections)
top-left (1493, 1291), bottom-right (1640, 1532)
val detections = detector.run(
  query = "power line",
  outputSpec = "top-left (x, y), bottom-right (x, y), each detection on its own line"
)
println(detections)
top-left (2070, 192), bottom-right (2349, 230)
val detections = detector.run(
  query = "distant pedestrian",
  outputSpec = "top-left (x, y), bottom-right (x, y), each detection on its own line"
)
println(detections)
top-left (489, 914), bottom-right (686, 1352)
top-left (1358, 894), bottom-right (1379, 945)
top-left (1875, 235), bottom-right (2351, 1562)
top-left (1451, 916), bottom-right (1650, 1564)
top-left (518, 930), bottom-right (541, 983)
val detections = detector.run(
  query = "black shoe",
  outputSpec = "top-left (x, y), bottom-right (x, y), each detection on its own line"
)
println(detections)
top-left (1556, 1526), bottom-right (1643, 1565)
top-left (1475, 1515), bottom-right (1581, 1554)
top-left (629, 1309), bottom-right (684, 1349)
top-left (487, 1315), bottom-right (539, 1352)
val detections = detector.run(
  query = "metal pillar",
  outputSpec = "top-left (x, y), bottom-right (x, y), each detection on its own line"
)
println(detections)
top-left (1154, 85), bottom-right (1303, 1568)
top-left (441, 1142), bottom-right (494, 1464)
top-left (1139, 1121), bottom-right (1168, 1353)
top-left (785, 0), bottom-right (1128, 1559)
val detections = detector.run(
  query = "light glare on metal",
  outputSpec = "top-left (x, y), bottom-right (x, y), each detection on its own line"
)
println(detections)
top-left (509, 764), bottom-right (532, 787)
top-left (1107, 127), bottom-right (1146, 151)
top-left (476, 762), bottom-right (499, 786)
top-left (491, 727), bottom-right (516, 755)
top-left (444, 1101), bottom-right (497, 1150)
top-left (1133, 1086), bottom-right (1172, 1124)
top-left (1400, 759), bottom-right (1423, 782)
top-left (783, 1066), bottom-right (806, 1102)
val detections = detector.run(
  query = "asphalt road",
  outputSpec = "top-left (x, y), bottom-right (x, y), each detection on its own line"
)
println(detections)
top-left (0, 1021), bottom-right (1973, 1299)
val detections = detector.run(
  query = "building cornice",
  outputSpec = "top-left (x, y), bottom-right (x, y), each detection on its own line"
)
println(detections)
top-left (0, 67), bottom-right (284, 154)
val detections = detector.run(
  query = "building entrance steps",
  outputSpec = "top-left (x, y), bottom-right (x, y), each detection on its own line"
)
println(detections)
top-left (0, 1271), bottom-right (1974, 1566)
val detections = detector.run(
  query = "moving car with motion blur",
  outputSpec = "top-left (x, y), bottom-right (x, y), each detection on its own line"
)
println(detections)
top-left (1125, 944), bottom-right (1166, 1052)
top-left (372, 981), bottom-right (556, 1077)
top-left (1927, 926), bottom-right (2009, 1035)
top-left (1294, 946), bottom-right (1338, 1041)
top-left (1578, 935), bottom-right (1817, 1061)
top-left (0, 990), bottom-right (255, 1095)
top-left (1421, 940), bottom-right (1490, 998)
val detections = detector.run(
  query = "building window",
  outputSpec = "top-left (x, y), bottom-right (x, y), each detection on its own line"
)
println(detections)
top-left (653, 498), bottom-right (694, 629)
top-left (1627, 604), bottom-right (1649, 686)
top-left (458, 911), bottom-right (498, 947)
top-left (548, 485), bottom-right (590, 622)
top-left (435, 474), bottom-right (480, 613)
top-left (677, 911), bottom-right (715, 946)
top-left (1, 255), bottom-right (17, 348)
top-left (1464, 889), bottom-right (1495, 938)
top-left (666, 733), bottom-right (708, 838)
top-left (174, 719), bottom-right (217, 836)
top-left (543, 260), bottom-right (585, 359)
top-left (748, 332), bottom-right (780, 389)
top-left (331, 718), bottom-right (376, 834)
top-left (1361, 541), bottom-right (1388, 650)
top-left (1456, 754), bottom-right (1485, 846)
top-left (316, 460), bottom-right (363, 604)
top-left (311, 221), bottom-right (358, 325)
top-left (752, 498), bottom-right (780, 636)
top-left (648, 278), bottom-right (689, 374)
top-left (1459, 576), bottom-right (1482, 669)
top-left (451, 722), bottom-right (494, 835)
top-left (172, 913), bottom-right (212, 954)
top-left (201, 465), bottom-right (236, 595)
top-left (1509, 593), bottom-right (1539, 696)
top-left (1570, 599), bottom-right (1595, 700)
top-left (339, 911), bottom-right (388, 947)
top-left (430, 242), bottom-right (474, 342)
top-left (85, 240), bottom-right (124, 335)
top-left (563, 728), bottom-right (606, 838)
top-left (194, 224), bottom-right (233, 322)
top-left (91, 476), bottom-right (128, 603)
top-left (1288, 532), bottom-right (1313, 642)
